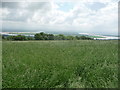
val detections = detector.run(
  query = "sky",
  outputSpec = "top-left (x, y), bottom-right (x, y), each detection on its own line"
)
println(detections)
top-left (0, 0), bottom-right (119, 35)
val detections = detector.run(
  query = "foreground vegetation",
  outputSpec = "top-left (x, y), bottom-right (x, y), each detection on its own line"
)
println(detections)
top-left (2, 40), bottom-right (118, 88)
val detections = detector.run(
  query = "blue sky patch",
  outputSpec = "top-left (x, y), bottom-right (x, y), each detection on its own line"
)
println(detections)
top-left (57, 2), bottom-right (74, 12)
top-left (86, 2), bottom-right (106, 11)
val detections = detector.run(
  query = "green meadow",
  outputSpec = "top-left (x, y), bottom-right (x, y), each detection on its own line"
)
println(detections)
top-left (2, 40), bottom-right (118, 88)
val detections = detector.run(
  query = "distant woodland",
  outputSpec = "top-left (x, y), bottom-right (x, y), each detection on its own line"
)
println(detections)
top-left (2, 32), bottom-right (93, 41)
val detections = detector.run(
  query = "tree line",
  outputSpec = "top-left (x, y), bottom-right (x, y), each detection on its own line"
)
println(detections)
top-left (2, 32), bottom-right (93, 41)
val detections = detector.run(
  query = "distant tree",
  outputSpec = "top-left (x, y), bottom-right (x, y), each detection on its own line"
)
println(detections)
top-left (27, 36), bottom-right (34, 40)
top-left (34, 33), bottom-right (43, 40)
top-left (75, 36), bottom-right (81, 40)
top-left (35, 32), bottom-right (55, 40)
top-left (13, 35), bottom-right (27, 41)
top-left (44, 34), bottom-right (49, 40)
top-left (7, 36), bottom-right (15, 40)
top-left (6, 35), bottom-right (26, 41)
top-left (48, 34), bottom-right (54, 40)
top-left (55, 34), bottom-right (66, 40)
top-left (54, 35), bottom-right (59, 40)
top-left (80, 36), bottom-right (93, 40)
top-left (40, 32), bottom-right (44, 36)
top-left (66, 36), bottom-right (75, 40)
top-left (2, 35), bottom-right (5, 40)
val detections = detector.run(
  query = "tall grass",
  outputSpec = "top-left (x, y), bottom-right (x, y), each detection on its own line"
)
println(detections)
top-left (2, 40), bottom-right (118, 88)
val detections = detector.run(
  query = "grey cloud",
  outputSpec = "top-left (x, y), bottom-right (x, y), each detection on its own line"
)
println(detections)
top-left (2, 8), bottom-right (33, 22)
top-left (2, 2), bottom-right (51, 11)
top-left (2, 2), bottom-right (52, 22)
top-left (2, 2), bottom-right (20, 9)
top-left (26, 2), bottom-right (51, 11)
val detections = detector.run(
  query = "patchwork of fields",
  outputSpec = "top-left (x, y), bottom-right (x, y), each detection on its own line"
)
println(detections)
top-left (2, 40), bottom-right (118, 88)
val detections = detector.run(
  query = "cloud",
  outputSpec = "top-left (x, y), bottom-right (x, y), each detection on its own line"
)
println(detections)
top-left (1, 0), bottom-right (118, 35)
top-left (2, 2), bottom-right (19, 9)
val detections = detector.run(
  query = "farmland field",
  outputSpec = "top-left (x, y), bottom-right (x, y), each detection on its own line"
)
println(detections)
top-left (2, 40), bottom-right (118, 88)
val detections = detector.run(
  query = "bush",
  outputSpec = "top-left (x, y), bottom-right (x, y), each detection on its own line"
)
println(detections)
top-left (7, 36), bottom-right (15, 40)
top-left (34, 32), bottom-right (46, 40)
top-left (66, 36), bottom-right (75, 40)
top-left (54, 34), bottom-right (66, 40)
top-left (6, 35), bottom-right (27, 41)
top-left (80, 36), bottom-right (93, 40)
top-left (27, 36), bottom-right (34, 40)
top-left (35, 32), bottom-right (55, 40)
top-left (13, 35), bottom-right (27, 41)
top-left (48, 34), bottom-right (54, 40)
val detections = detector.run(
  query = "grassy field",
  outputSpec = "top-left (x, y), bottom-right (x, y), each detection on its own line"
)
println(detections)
top-left (2, 40), bottom-right (118, 88)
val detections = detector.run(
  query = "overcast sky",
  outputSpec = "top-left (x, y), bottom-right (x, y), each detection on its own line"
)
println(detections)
top-left (0, 0), bottom-right (119, 35)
